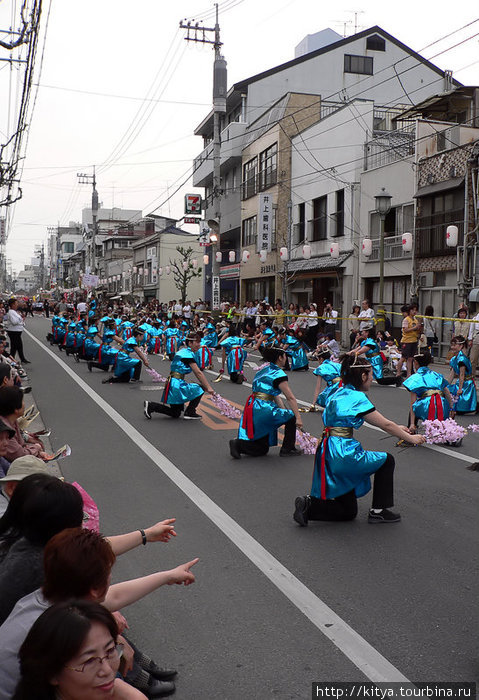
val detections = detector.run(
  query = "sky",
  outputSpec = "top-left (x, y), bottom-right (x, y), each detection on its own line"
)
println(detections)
top-left (1, 0), bottom-right (478, 272)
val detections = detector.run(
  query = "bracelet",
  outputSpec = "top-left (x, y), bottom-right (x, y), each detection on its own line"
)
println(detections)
top-left (138, 529), bottom-right (147, 545)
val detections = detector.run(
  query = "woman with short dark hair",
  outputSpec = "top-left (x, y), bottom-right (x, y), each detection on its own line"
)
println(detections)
top-left (14, 600), bottom-right (146, 699)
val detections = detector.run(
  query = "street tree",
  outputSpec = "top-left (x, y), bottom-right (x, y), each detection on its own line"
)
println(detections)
top-left (170, 246), bottom-right (202, 303)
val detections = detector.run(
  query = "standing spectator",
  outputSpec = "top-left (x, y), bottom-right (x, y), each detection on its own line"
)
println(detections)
top-left (25, 301), bottom-right (34, 318)
top-left (273, 302), bottom-right (285, 330)
top-left (422, 305), bottom-right (438, 358)
top-left (348, 305), bottom-right (360, 349)
top-left (43, 300), bottom-right (50, 319)
top-left (396, 304), bottom-right (421, 378)
top-left (323, 303), bottom-right (338, 335)
top-left (358, 299), bottom-right (375, 331)
top-left (306, 303), bottom-right (319, 349)
top-left (182, 300), bottom-right (192, 322)
top-left (468, 307), bottom-right (479, 379)
top-left (454, 307), bottom-right (470, 346)
top-left (173, 300), bottom-right (182, 317)
top-left (4, 300), bottom-right (30, 365)
top-left (76, 300), bottom-right (87, 316)
top-left (57, 299), bottom-right (68, 314)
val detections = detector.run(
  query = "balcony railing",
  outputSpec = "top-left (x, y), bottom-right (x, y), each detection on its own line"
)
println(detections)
top-left (366, 234), bottom-right (412, 262)
top-left (364, 128), bottom-right (415, 171)
top-left (416, 212), bottom-right (464, 257)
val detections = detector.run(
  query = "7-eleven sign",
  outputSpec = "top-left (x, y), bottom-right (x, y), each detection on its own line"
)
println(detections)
top-left (185, 194), bottom-right (202, 215)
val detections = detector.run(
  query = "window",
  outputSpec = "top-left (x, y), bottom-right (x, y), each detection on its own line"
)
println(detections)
top-left (259, 143), bottom-right (277, 191)
top-left (296, 203), bottom-right (305, 244)
top-left (344, 54), bottom-right (373, 75)
top-left (242, 157), bottom-right (257, 199)
top-left (311, 196), bottom-right (327, 241)
top-left (242, 216), bottom-right (257, 246)
top-left (232, 167), bottom-right (238, 192)
top-left (332, 189), bottom-right (344, 237)
top-left (366, 35), bottom-right (385, 51)
top-left (63, 242), bottom-right (74, 254)
top-left (416, 188), bottom-right (464, 257)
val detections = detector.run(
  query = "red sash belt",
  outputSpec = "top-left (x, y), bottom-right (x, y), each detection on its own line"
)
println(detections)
top-left (125, 328), bottom-right (132, 339)
top-left (242, 394), bottom-right (256, 440)
top-left (98, 344), bottom-right (103, 363)
top-left (427, 394), bottom-right (444, 420)
top-left (234, 347), bottom-right (241, 371)
top-left (154, 337), bottom-right (161, 353)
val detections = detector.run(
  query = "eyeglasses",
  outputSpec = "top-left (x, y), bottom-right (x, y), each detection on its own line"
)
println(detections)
top-left (65, 643), bottom-right (124, 674)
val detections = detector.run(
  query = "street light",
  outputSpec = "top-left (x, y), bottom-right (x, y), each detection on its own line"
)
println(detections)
top-left (374, 187), bottom-right (392, 332)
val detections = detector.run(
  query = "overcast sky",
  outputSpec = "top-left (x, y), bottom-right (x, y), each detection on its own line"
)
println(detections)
top-left (1, 0), bottom-right (478, 272)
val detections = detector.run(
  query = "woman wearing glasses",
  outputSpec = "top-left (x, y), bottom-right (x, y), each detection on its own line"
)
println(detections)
top-left (14, 600), bottom-right (146, 698)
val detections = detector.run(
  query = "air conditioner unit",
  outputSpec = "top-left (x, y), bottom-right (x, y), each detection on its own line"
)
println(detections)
top-left (418, 272), bottom-right (435, 287)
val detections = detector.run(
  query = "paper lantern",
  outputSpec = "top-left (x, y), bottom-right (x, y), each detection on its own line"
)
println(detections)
top-left (158, 267), bottom-right (163, 276)
top-left (216, 252), bottom-right (222, 263)
top-left (203, 254), bottom-right (209, 265)
top-left (330, 242), bottom-right (339, 259)
top-left (133, 266), bottom-right (137, 273)
top-left (279, 246), bottom-right (288, 261)
top-left (402, 232), bottom-right (412, 252)
top-left (228, 251), bottom-right (235, 263)
top-left (242, 250), bottom-right (250, 263)
top-left (182, 261), bottom-right (188, 271)
top-left (192, 259), bottom-right (198, 269)
top-left (259, 249), bottom-right (267, 263)
top-left (446, 225), bottom-right (458, 247)
top-left (145, 269), bottom-right (149, 276)
top-left (165, 265), bottom-right (171, 275)
top-left (362, 238), bottom-right (372, 257)
top-left (302, 244), bottom-right (312, 260)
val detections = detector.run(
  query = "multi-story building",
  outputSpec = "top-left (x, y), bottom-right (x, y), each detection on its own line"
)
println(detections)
top-left (192, 24), bottom-right (460, 307)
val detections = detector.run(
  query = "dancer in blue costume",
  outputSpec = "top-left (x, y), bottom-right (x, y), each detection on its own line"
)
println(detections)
top-left (350, 329), bottom-right (402, 386)
top-left (403, 351), bottom-right (454, 429)
top-left (195, 333), bottom-right (214, 371)
top-left (87, 330), bottom-right (119, 374)
top-left (281, 330), bottom-right (309, 371)
top-left (55, 317), bottom-right (68, 346)
top-left (59, 322), bottom-right (77, 353)
top-left (293, 354), bottom-right (424, 526)
top-left (102, 331), bottom-right (150, 384)
top-left (447, 335), bottom-right (478, 414)
top-left (219, 325), bottom-right (248, 383)
top-left (164, 320), bottom-right (180, 360)
top-left (82, 326), bottom-right (100, 360)
top-left (144, 333), bottom-right (214, 420)
top-left (310, 350), bottom-right (342, 410)
top-left (202, 323), bottom-right (218, 349)
top-left (254, 322), bottom-right (277, 355)
top-left (230, 347), bottom-right (303, 459)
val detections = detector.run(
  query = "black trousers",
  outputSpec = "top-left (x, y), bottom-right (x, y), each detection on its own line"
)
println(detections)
top-left (377, 376), bottom-right (398, 385)
top-left (236, 416), bottom-right (297, 456)
top-left (148, 395), bottom-right (201, 418)
top-left (110, 363), bottom-right (142, 383)
top-left (7, 332), bottom-right (27, 362)
top-left (307, 453), bottom-right (395, 521)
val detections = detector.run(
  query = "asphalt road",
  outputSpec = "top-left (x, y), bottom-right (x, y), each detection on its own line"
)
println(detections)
top-left (21, 317), bottom-right (479, 699)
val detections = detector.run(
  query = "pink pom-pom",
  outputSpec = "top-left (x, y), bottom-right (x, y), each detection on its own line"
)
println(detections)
top-left (255, 362), bottom-right (269, 372)
top-left (422, 418), bottom-right (467, 445)
top-left (211, 393), bottom-right (241, 420)
top-left (295, 430), bottom-right (318, 455)
top-left (467, 423), bottom-right (479, 432)
top-left (145, 367), bottom-right (168, 383)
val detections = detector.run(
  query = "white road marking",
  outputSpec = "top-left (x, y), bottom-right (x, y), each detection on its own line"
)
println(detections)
top-left (28, 328), bottom-right (409, 683)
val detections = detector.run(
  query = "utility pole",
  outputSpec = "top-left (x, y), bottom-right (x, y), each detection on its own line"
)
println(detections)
top-left (77, 168), bottom-right (99, 275)
top-left (180, 4), bottom-right (227, 310)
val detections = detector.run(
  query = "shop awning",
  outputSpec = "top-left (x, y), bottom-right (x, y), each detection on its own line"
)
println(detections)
top-left (414, 177), bottom-right (464, 198)
top-left (286, 251), bottom-right (352, 273)
top-left (468, 288), bottom-right (479, 303)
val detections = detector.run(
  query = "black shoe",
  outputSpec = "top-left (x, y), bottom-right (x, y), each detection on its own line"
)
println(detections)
top-left (20, 386), bottom-right (32, 394)
top-left (229, 439), bottom-right (241, 459)
top-left (183, 411), bottom-right (201, 420)
top-left (146, 678), bottom-right (176, 698)
top-left (237, 373), bottom-right (245, 384)
top-left (293, 495), bottom-right (310, 527)
top-left (279, 446), bottom-right (303, 456)
top-left (395, 376), bottom-right (403, 387)
top-left (144, 401), bottom-right (152, 419)
top-left (87, 362), bottom-right (92, 372)
top-left (101, 377), bottom-right (113, 384)
top-left (368, 508), bottom-right (401, 524)
top-left (22, 360), bottom-right (31, 364)
top-left (144, 662), bottom-right (177, 682)
top-left (74, 354), bottom-right (80, 363)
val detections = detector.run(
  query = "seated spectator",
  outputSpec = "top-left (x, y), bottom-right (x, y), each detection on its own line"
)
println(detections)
top-left (0, 473), bottom-right (84, 624)
top-left (0, 386), bottom-right (49, 461)
top-left (14, 600), bottom-right (146, 699)
top-left (0, 420), bottom-right (14, 480)
top-left (0, 527), bottom-right (198, 698)
top-left (0, 455), bottom-right (56, 516)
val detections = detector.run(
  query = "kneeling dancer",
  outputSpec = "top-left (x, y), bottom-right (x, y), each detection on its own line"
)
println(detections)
top-left (144, 333), bottom-right (214, 420)
top-left (230, 347), bottom-right (303, 458)
top-left (293, 355), bottom-right (425, 526)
